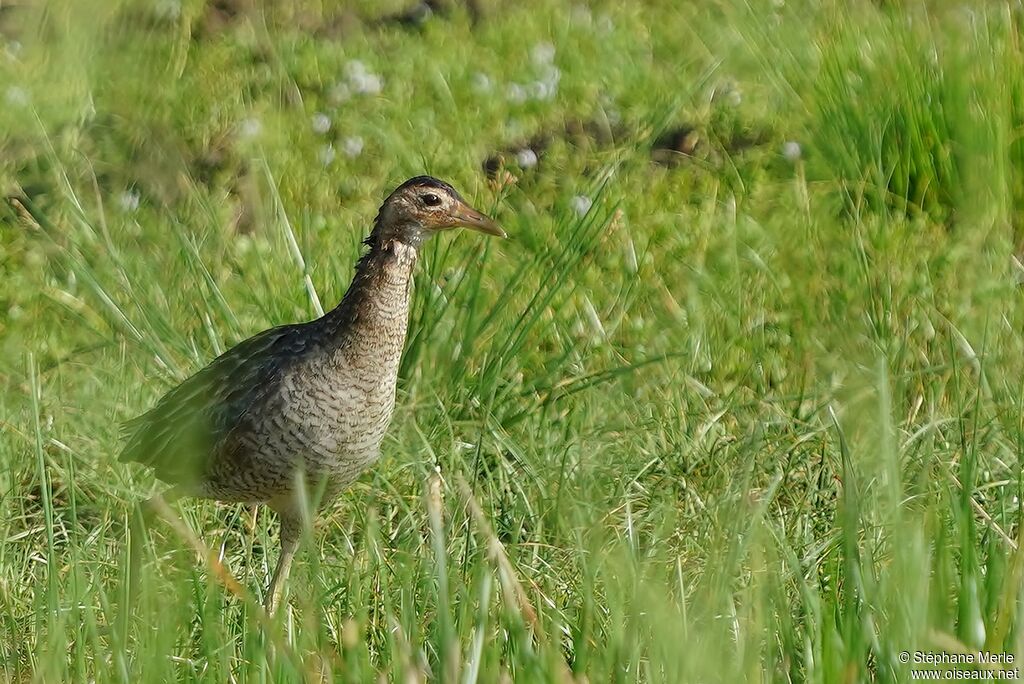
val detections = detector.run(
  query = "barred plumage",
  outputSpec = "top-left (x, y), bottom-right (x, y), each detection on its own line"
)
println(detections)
top-left (122, 176), bottom-right (504, 612)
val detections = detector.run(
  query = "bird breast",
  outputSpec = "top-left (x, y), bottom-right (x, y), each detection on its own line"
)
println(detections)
top-left (274, 355), bottom-right (399, 473)
top-left (258, 237), bottom-right (416, 481)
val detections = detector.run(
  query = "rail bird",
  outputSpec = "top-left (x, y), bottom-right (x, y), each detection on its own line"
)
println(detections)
top-left (121, 176), bottom-right (505, 612)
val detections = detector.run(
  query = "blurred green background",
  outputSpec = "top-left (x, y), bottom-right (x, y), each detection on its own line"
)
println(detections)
top-left (2, 0), bottom-right (1024, 681)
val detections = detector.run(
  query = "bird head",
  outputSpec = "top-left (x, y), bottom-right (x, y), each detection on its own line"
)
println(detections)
top-left (373, 176), bottom-right (506, 245)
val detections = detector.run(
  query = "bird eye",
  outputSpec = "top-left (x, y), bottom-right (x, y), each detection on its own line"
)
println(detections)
top-left (421, 193), bottom-right (442, 207)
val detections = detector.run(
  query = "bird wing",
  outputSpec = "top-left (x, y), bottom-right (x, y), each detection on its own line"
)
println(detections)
top-left (119, 323), bottom-right (313, 486)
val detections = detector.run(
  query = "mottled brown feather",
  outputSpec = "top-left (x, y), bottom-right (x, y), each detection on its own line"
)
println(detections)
top-left (119, 175), bottom-right (502, 612)
top-left (119, 323), bottom-right (312, 485)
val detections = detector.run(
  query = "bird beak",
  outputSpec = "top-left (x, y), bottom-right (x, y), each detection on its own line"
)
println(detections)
top-left (449, 201), bottom-right (507, 238)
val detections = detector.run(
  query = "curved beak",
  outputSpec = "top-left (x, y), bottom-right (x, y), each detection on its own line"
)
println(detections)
top-left (449, 201), bottom-right (507, 238)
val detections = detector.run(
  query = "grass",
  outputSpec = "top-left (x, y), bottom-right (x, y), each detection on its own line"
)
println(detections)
top-left (2, 0), bottom-right (1023, 681)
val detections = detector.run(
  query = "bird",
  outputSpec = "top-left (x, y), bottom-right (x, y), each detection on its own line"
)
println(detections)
top-left (120, 176), bottom-right (505, 612)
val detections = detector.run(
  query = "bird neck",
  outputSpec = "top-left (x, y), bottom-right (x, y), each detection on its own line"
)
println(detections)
top-left (323, 233), bottom-right (420, 365)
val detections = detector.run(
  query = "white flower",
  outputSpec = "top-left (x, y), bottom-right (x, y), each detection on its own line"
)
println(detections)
top-left (235, 234), bottom-right (253, 255)
top-left (570, 195), bottom-right (592, 216)
top-left (238, 117), bottom-right (262, 139)
top-left (311, 112), bottom-right (331, 134)
top-left (471, 72), bottom-right (492, 93)
top-left (714, 81), bottom-right (742, 107)
top-left (531, 42), bottom-right (556, 65)
top-left (5, 86), bottom-right (28, 107)
top-left (506, 83), bottom-right (528, 104)
top-left (342, 136), bottom-right (364, 158)
top-left (571, 4), bottom-right (592, 25)
top-left (534, 65), bottom-right (561, 100)
top-left (318, 144), bottom-right (336, 166)
top-left (540, 64), bottom-right (561, 85)
top-left (782, 140), bottom-right (802, 161)
top-left (346, 60), bottom-right (368, 78)
top-left (713, 80), bottom-right (742, 107)
top-left (329, 82), bottom-right (351, 105)
top-left (345, 60), bottom-right (382, 95)
top-left (531, 80), bottom-right (556, 101)
top-left (155, 0), bottom-right (181, 19)
top-left (350, 71), bottom-right (383, 95)
top-left (515, 148), bottom-right (538, 169)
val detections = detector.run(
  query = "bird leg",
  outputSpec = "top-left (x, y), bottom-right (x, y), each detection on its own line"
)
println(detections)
top-left (264, 475), bottom-right (333, 613)
top-left (264, 512), bottom-right (301, 614)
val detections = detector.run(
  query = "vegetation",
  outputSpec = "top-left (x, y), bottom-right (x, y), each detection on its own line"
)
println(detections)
top-left (2, 0), bottom-right (1023, 681)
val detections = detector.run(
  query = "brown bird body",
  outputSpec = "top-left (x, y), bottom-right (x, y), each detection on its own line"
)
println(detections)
top-left (121, 176), bottom-right (504, 611)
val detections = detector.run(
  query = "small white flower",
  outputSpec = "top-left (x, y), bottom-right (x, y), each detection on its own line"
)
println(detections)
top-left (118, 189), bottom-right (141, 212)
top-left (531, 80), bottom-right (557, 101)
top-left (238, 117), bottom-right (262, 139)
top-left (235, 234), bottom-right (253, 255)
top-left (471, 72), bottom-right (492, 93)
top-left (329, 81), bottom-right (351, 105)
top-left (350, 71), bottom-right (383, 95)
top-left (529, 65), bottom-right (561, 100)
top-left (318, 144), bottom-right (336, 166)
top-left (155, 0), bottom-right (182, 19)
top-left (346, 60), bottom-right (368, 78)
top-left (531, 42), bottom-right (556, 65)
top-left (571, 4), bottom-right (592, 25)
top-left (714, 80), bottom-right (742, 107)
top-left (782, 140), bottom-right (802, 161)
top-left (341, 60), bottom-right (383, 95)
top-left (570, 195), bottom-right (592, 216)
top-left (506, 83), bottom-right (528, 104)
top-left (311, 112), bottom-right (331, 134)
top-left (8, 304), bottom-right (23, 321)
top-left (342, 136), bottom-right (364, 158)
top-left (540, 64), bottom-right (561, 85)
top-left (515, 148), bottom-right (538, 169)
top-left (5, 86), bottom-right (28, 107)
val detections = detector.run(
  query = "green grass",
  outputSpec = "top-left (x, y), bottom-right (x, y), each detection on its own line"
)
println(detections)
top-left (2, 0), bottom-right (1024, 681)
